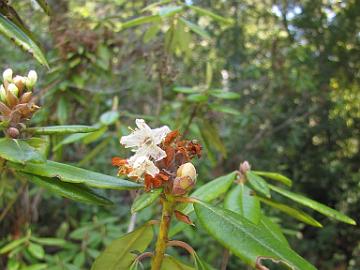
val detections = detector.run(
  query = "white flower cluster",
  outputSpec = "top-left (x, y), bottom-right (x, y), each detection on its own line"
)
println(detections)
top-left (120, 119), bottom-right (170, 178)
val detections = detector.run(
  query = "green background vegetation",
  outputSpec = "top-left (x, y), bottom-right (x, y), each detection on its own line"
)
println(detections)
top-left (0, 0), bottom-right (359, 269)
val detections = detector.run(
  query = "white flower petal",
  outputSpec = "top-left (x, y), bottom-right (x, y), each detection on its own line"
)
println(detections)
top-left (127, 155), bottom-right (159, 178)
top-left (151, 126), bottom-right (171, 145)
top-left (135, 144), bottom-right (167, 161)
top-left (120, 131), bottom-right (146, 148)
top-left (135, 119), bottom-right (152, 134)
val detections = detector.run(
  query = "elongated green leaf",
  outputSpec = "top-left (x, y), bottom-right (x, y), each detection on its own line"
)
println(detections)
top-left (173, 86), bottom-right (199, 94)
top-left (0, 14), bottom-right (48, 67)
top-left (91, 223), bottom-right (153, 270)
top-left (158, 5), bottom-right (183, 17)
top-left (0, 238), bottom-right (26, 254)
top-left (121, 15), bottom-right (161, 30)
top-left (169, 171), bottom-right (237, 237)
top-left (0, 138), bottom-right (45, 164)
top-left (188, 5), bottom-right (234, 25)
top-left (100, 111), bottom-right (119, 126)
top-left (209, 104), bottom-right (240, 115)
top-left (252, 171), bottom-right (292, 187)
top-left (161, 255), bottom-right (194, 270)
top-left (224, 184), bottom-right (261, 224)
top-left (246, 171), bottom-right (270, 198)
top-left (194, 201), bottom-right (317, 270)
top-left (26, 137), bottom-right (50, 158)
top-left (269, 184), bottom-right (356, 225)
top-left (9, 160), bottom-right (142, 190)
top-left (259, 215), bottom-right (289, 247)
top-left (30, 237), bottom-right (66, 247)
top-left (258, 197), bottom-right (322, 227)
top-left (131, 189), bottom-right (162, 214)
top-left (179, 18), bottom-right (210, 39)
top-left (25, 174), bottom-right (113, 206)
top-left (26, 125), bottom-right (99, 135)
top-left (35, 0), bottom-right (51, 15)
top-left (53, 133), bottom-right (89, 151)
top-left (209, 90), bottom-right (240, 100)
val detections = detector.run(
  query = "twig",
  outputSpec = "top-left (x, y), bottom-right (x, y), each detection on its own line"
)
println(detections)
top-left (220, 249), bottom-right (230, 270)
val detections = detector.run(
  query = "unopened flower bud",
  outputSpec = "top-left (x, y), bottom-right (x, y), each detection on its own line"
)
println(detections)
top-left (3, 68), bottom-right (13, 83)
top-left (0, 84), bottom-right (6, 103)
top-left (13, 76), bottom-right (25, 93)
top-left (172, 163), bottom-right (197, 195)
top-left (7, 127), bottom-right (20, 138)
top-left (176, 162), bottom-right (197, 181)
top-left (8, 83), bottom-right (19, 97)
top-left (239, 161), bottom-right (251, 175)
top-left (26, 70), bottom-right (37, 90)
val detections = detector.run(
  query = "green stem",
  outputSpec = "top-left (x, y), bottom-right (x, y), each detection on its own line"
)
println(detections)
top-left (151, 196), bottom-right (176, 270)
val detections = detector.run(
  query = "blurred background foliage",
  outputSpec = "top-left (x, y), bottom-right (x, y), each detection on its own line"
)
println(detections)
top-left (0, 0), bottom-right (359, 269)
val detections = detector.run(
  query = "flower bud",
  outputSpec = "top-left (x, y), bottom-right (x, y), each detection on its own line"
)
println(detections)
top-left (3, 68), bottom-right (13, 83)
top-left (13, 76), bottom-right (25, 93)
top-left (0, 84), bottom-right (6, 103)
top-left (239, 161), bottom-right (251, 175)
top-left (26, 70), bottom-right (37, 90)
top-left (172, 163), bottom-right (197, 195)
top-left (7, 127), bottom-right (20, 138)
top-left (8, 83), bottom-right (19, 97)
top-left (176, 162), bottom-right (197, 181)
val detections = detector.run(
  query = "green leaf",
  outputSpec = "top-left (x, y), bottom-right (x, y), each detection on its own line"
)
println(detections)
top-left (173, 86), bottom-right (199, 94)
top-left (246, 171), bottom-right (270, 198)
top-left (25, 174), bottom-right (113, 206)
top-left (269, 184), bottom-right (356, 225)
top-left (259, 215), bottom-right (290, 247)
top-left (169, 171), bottom-right (237, 237)
top-left (158, 5), bottom-right (183, 17)
top-left (188, 5), bottom-right (234, 25)
top-left (161, 255), bottom-right (195, 270)
top-left (224, 184), bottom-right (261, 224)
top-left (194, 201), bottom-right (317, 270)
top-left (9, 160), bottom-right (142, 190)
top-left (57, 97), bottom-right (68, 124)
top-left (258, 197), bottom-right (322, 227)
top-left (91, 223), bottom-right (154, 270)
top-left (0, 138), bottom-right (45, 164)
top-left (209, 104), bottom-right (240, 115)
top-left (100, 111), bottom-right (120, 126)
top-left (143, 23), bottom-right (160, 43)
top-left (53, 133), bottom-right (89, 151)
top-left (0, 14), bottom-right (48, 67)
top-left (131, 189), bottom-right (162, 214)
top-left (27, 243), bottom-right (45, 259)
top-left (26, 125), bottom-right (99, 135)
top-left (209, 90), bottom-right (240, 100)
top-left (21, 264), bottom-right (47, 270)
top-left (199, 121), bottom-right (227, 157)
top-left (121, 15), bottom-right (161, 30)
top-left (35, 0), bottom-right (51, 15)
top-left (26, 137), bottom-right (50, 158)
top-left (0, 238), bottom-right (26, 254)
top-left (179, 18), bottom-right (210, 39)
top-left (30, 237), bottom-right (66, 247)
top-left (82, 126), bottom-right (107, 144)
top-left (252, 171), bottom-right (292, 187)
top-left (186, 94), bottom-right (208, 103)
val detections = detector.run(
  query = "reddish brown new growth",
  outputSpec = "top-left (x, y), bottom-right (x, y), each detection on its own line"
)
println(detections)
top-left (112, 130), bottom-right (201, 193)
top-left (111, 157), bottom-right (133, 176)
top-left (144, 131), bottom-right (201, 192)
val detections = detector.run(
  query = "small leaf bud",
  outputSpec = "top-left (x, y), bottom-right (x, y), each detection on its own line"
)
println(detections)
top-left (3, 68), bottom-right (13, 83)
top-left (13, 76), bottom-right (26, 93)
top-left (7, 127), bottom-right (20, 138)
top-left (0, 84), bottom-right (7, 103)
top-left (8, 83), bottom-right (19, 97)
top-left (26, 70), bottom-right (37, 90)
